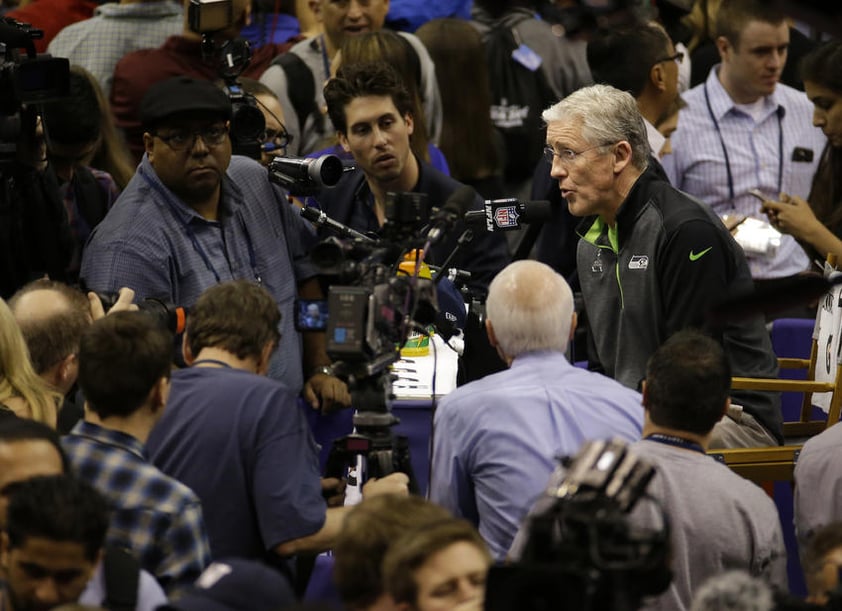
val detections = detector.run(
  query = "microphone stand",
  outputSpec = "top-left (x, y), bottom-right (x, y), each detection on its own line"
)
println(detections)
top-left (433, 229), bottom-right (474, 285)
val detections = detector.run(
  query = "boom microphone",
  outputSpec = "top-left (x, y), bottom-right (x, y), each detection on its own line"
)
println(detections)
top-left (426, 185), bottom-right (476, 244)
top-left (464, 199), bottom-right (552, 232)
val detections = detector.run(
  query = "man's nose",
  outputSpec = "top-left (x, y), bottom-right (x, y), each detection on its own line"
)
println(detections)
top-left (190, 133), bottom-right (211, 155)
top-left (768, 49), bottom-right (785, 70)
top-left (347, 0), bottom-right (363, 19)
top-left (372, 126), bottom-right (388, 146)
top-left (813, 107), bottom-right (826, 128)
top-left (550, 157), bottom-right (568, 180)
top-left (35, 578), bottom-right (62, 606)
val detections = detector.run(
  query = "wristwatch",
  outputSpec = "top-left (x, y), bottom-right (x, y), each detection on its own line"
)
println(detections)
top-left (311, 365), bottom-right (334, 377)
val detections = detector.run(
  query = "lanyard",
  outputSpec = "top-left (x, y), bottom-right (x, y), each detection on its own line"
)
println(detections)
top-left (703, 81), bottom-right (784, 202)
top-left (140, 167), bottom-right (262, 286)
top-left (644, 433), bottom-right (705, 454)
top-left (192, 359), bottom-right (232, 368)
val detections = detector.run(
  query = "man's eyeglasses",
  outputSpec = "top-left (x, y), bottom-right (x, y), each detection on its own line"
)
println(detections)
top-left (261, 125), bottom-right (293, 154)
top-left (543, 143), bottom-right (611, 166)
top-left (153, 124), bottom-right (228, 151)
top-left (656, 51), bottom-right (684, 65)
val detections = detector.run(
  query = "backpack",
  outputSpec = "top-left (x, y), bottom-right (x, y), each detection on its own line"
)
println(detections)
top-left (484, 19), bottom-right (556, 183)
top-left (101, 544), bottom-right (140, 611)
top-left (270, 52), bottom-right (324, 140)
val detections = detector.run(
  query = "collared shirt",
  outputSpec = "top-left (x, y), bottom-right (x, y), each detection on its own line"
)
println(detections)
top-left (80, 155), bottom-right (317, 391)
top-left (62, 421), bottom-right (210, 598)
top-left (429, 351), bottom-right (643, 560)
top-left (662, 66), bottom-right (826, 279)
top-left (644, 117), bottom-right (666, 158)
top-left (47, 1), bottom-right (183, 95)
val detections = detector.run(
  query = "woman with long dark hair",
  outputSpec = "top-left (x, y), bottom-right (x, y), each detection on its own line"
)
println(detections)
top-left (762, 42), bottom-right (842, 264)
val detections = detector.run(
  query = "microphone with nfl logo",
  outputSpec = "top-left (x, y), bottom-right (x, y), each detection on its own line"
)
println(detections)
top-left (463, 199), bottom-right (552, 232)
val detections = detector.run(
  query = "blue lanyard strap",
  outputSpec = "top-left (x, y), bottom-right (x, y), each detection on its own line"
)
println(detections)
top-left (644, 433), bottom-right (705, 454)
top-left (140, 166), bottom-right (261, 285)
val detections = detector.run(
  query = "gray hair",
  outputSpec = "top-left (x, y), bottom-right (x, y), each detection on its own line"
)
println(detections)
top-left (690, 570), bottom-right (775, 611)
top-left (485, 261), bottom-right (574, 359)
top-left (542, 84), bottom-right (651, 170)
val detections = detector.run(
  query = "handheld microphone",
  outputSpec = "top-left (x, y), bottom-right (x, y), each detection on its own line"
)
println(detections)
top-left (300, 206), bottom-right (376, 243)
top-left (464, 199), bottom-right (552, 232)
top-left (426, 185), bottom-right (476, 244)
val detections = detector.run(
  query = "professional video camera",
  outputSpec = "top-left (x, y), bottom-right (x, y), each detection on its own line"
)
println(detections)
top-left (0, 18), bottom-right (69, 167)
top-left (487, 439), bottom-right (671, 611)
top-left (95, 292), bottom-right (188, 336)
top-left (267, 154), bottom-right (345, 196)
top-left (307, 187), bottom-right (477, 492)
top-left (188, 0), bottom-right (265, 159)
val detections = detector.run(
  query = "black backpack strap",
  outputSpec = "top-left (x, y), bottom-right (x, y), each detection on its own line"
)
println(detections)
top-left (271, 52), bottom-right (321, 137)
top-left (72, 165), bottom-right (110, 228)
top-left (102, 544), bottom-right (140, 611)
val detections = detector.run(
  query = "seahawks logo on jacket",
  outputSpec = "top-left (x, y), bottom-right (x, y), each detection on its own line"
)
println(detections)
top-left (628, 255), bottom-right (649, 270)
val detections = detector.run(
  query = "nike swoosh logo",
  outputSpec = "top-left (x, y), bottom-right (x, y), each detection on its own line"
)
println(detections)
top-left (689, 247), bottom-right (713, 262)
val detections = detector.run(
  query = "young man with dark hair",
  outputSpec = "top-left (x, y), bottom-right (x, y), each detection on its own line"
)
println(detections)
top-left (62, 312), bottom-right (211, 598)
top-left (319, 62), bottom-right (509, 294)
top-left (259, 0), bottom-right (441, 156)
top-left (147, 280), bottom-right (407, 572)
top-left (801, 522), bottom-right (842, 605)
top-left (663, 0), bottom-right (825, 286)
top-left (1, 475), bottom-right (110, 611)
top-left (630, 329), bottom-right (786, 610)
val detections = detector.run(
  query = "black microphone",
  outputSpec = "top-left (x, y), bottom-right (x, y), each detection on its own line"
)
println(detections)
top-left (300, 206), bottom-right (376, 243)
top-left (426, 185), bottom-right (476, 244)
top-left (464, 199), bottom-right (552, 232)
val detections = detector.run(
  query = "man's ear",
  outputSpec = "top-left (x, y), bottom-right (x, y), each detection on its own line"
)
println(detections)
top-left (641, 379), bottom-right (649, 407)
top-left (255, 341), bottom-right (275, 376)
top-left (650, 62), bottom-right (667, 92)
top-left (338, 131), bottom-right (351, 153)
top-left (308, 0), bottom-right (322, 23)
top-left (612, 141), bottom-right (633, 174)
top-left (721, 396), bottom-right (731, 418)
top-left (150, 376), bottom-right (170, 414)
top-left (715, 35), bottom-right (732, 61)
top-left (569, 311), bottom-right (578, 344)
top-left (485, 318), bottom-right (498, 348)
top-left (143, 132), bottom-right (155, 161)
top-left (404, 113), bottom-right (414, 137)
top-left (182, 334), bottom-right (194, 366)
top-left (57, 353), bottom-right (78, 388)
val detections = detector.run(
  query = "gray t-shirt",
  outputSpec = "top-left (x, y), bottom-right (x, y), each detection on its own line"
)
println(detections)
top-left (510, 439), bottom-right (787, 610)
top-left (794, 422), bottom-right (842, 546)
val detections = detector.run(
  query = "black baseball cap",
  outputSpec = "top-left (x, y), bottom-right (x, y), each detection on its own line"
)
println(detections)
top-left (140, 76), bottom-right (232, 129)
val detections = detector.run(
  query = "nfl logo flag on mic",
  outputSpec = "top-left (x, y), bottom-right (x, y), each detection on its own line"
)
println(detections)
top-left (486, 200), bottom-right (522, 232)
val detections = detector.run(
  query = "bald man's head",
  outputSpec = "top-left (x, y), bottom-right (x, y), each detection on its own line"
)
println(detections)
top-left (9, 281), bottom-right (91, 394)
top-left (484, 261), bottom-right (576, 362)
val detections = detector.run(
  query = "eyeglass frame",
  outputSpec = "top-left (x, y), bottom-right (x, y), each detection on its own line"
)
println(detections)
top-left (151, 123), bottom-right (230, 151)
top-left (543, 143), bottom-right (614, 166)
top-left (261, 125), bottom-right (293, 153)
top-left (655, 51), bottom-right (684, 65)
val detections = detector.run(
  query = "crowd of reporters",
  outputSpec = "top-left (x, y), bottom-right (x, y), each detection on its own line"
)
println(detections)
top-left (2, 0), bottom-right (842, 608)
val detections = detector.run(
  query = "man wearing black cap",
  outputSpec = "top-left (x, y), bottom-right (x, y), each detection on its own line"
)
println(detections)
top-left (80, 76), bottom-right (349, 411)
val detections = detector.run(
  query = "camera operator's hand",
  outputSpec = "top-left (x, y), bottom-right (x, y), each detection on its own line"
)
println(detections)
top-left (361, 472), bottom-right (410, 499)
top-left (87, 287), bottom-right (138, 320)
top-left (304, 372), bottom-right (351, 413)
top-left (321, 477), bottom-right (346, 507)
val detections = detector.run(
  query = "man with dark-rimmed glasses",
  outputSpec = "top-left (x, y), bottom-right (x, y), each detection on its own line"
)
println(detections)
top-left (544, 83), bottom-right (782, 449)
top-left (81, 76), bottom-right (350, 412)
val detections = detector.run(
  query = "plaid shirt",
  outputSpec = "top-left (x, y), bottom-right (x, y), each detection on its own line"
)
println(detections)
top-left (62, 421), bottom-right (211, 598)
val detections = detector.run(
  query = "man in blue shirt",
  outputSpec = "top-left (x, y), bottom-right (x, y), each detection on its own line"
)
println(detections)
top-left (428, 260), bottom-right (644, 560)
top-left (62, 312), bottom-right (211, 597)
top-left (147, 280), bottom-right (409, 571)
top-left (662, 0), bottom-right (825, 284)
top-left (80, 76), bottom-right (348, 411)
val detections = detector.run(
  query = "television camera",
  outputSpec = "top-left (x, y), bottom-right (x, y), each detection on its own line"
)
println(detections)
top-left (487, 439), bottom-right (672, 611)
top-left (305, 186), bottom-right (477, 492)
